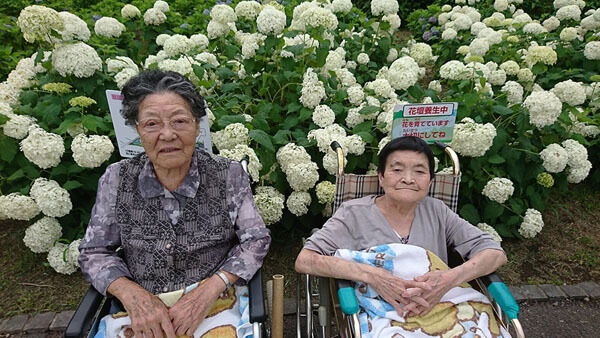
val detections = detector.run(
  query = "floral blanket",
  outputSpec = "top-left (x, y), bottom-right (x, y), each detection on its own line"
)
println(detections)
top-left (335, 244), bottom-right (511, 338)
top-left (94, 283), bottom-right (252, 338)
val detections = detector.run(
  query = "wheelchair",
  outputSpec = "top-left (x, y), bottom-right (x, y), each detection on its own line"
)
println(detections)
top-left (65, 157), bottom-right (268, 338)
top-left (296, 141), bottom-right (525, 338)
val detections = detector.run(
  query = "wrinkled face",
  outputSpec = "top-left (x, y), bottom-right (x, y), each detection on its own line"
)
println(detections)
top-left (136, 92), bottom-right (199, 171)
top-left (378, 150), bottom-right (431, 206)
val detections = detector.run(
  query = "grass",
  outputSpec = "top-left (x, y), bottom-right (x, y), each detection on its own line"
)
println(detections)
top-left (1, 183), bottom-right (599, 317)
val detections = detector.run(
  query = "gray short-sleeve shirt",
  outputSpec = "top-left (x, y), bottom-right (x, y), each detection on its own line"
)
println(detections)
top-left (303, 195), bottom-right (503, 264)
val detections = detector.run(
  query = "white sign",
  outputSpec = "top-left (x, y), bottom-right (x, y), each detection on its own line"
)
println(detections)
top-left (106, 90), bottom-right (212, 158)
top-left (391, 102), bottom-right (458, 143)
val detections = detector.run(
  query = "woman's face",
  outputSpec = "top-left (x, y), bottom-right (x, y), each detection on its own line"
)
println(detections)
top-left (136, 92), bottom-right (199, 171)
top-left (378, 150), bottom-right (431, 206)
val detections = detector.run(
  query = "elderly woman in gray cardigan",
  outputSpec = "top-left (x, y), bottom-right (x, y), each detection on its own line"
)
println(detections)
top-left (78, 70), bottom-right (270, 338)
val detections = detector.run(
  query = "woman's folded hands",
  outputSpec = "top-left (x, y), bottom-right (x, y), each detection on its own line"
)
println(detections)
top-left (369, 269), bottom-right (432, 317)
top-left (401, 269), bottom-right (460, 317)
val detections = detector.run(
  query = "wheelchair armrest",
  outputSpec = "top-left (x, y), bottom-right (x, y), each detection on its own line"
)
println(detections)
top-left (335, 279), bottom-right (359, 315)
top-left (65, 285), bottom-right (105, 338)
top-left (479, 272), bottom-right (520, 320)
top-left (248, 267), bottom-right (266, 323)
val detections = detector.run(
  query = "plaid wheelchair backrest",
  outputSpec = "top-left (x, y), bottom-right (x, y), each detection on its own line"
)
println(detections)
top-left (332, 173), bottom-right (461, 213)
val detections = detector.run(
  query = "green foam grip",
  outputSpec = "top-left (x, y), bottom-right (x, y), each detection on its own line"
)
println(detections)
top-left (487, 282), bottom-right (520, 320)
top-left (338, 287), bottom-right (359, 315)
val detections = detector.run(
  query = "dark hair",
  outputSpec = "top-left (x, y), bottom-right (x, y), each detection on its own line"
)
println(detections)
top-left (378, 136), bottom-right (435, 179)
top-left (120, 70), bottom-right (206, 126)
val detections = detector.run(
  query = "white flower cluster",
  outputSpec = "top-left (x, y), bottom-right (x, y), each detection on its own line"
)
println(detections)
top-left (312, 105), bottom-right (336, 128)
top-left (276, 143), bottom-right (312, 170)
top-left (154, 0), bottom-right (170, 13)
top-left (67, 239), bottom-right (82, 268)
top-left (539, 143), bottom-right (569, 173)
top-left (20, 125), bottom-right (64, 169)
top-left (1, 113), bottom-right (36, 139)
top-left (365, 79), bottom-right (394, 99)
top-left (551, 80), bottom-right (586, 106)
top-left (371, 0), bottom-right (399, 16)
top-left (387, 56), bottom-right (420, 90)
top-left (499, 60), bottom-right (520, 75)
top-left (518, 208), bottom-right (544, 238)
top-left (469, 38), bottom-right (490, 56)
top-left (235, 1), bottom-right (262, 20)
top-left (121, 4), bottom-right (141, 18)
top-left (440, 60), bottom-right (468, 80)
top-left (17, 5), bottom-right (64, 43)
top-left (253, 186), bottom-right (285, 225)
top-left (584, 41), bottom-right (600, 60)
top-left (542, 16), bottom-right (561, 31)
top-left (23, 217), bottom-right (62, 253)
top-left (450, 118), bottom-right (496, 157)
top-left (522, 22), bottom-right (547, 35)
top-left (315, 181), bottom-right (336, 204)
top-left (212, 123), bottom-right (250, 151)
top-left (501, 81), bottom-right (524, 106)
top-left (556, 5), bottom-right (581, 21)
top-left (410, 43), bottom-right (433, 65)
top-left (442, 28), bottom-right (457, 40)
top-left (522, 90), bottom-right (562, 128)
top-left (347, 85), bottom-right (365, 106)
top-left (334, 68), bottom-right (357, 88)
top-left (331, 0), bottom-right (353, 14)
top-left (0, 193), bottom-right (40, 221)
top-left (562, 139), bottom-right (592, 183)
top-left (291, 2), bottom-right (338, 31)
top-left (357, 53), bottom-right (370, 65)
top-left (47, 242), bottom-right (78, 274)
top-left (94, 17), bottom-right (126, 38)
top-left (559, 27), bottom-right (578, 41)
top-left (524, 45), bottom-right (558, 67)
top-left (144, 8), bottom-right (167, 25)
top-left (163, 34), bottom-right (193, 57)
top-left (30, 178), bottom-right (72, 217)
top-left (482, 177), bottom-right (514, 203)
top-left (276, 143), bottom-right (319, 191)
top-left (207, 20), bottom-right (230, 39)
top-left (286, 191), bottom-right (311, 216)
top-left (300, 68), bottom-right (326, 109)
top-left (281, 34), bottom-right (319, 58)
top-left (52, 42), bottom-right (103, 78)
top-left (477, 223), bottom-right (502, 244)
top-left (257, 6), bottom-right (286, 35)
top-left (219, 144), bottom-right (262, 182)
top-left (71, 134), bottom-right (114, 168)
top-left (58, 11), bottom-right (90, 42)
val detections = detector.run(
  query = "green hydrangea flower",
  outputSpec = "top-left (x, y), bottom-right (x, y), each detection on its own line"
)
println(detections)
top-left (536, 172), bottom-right (554, 188)
top-left (41, 82), bottom-right (72, 95)
top-left (69, 96), bottom-right (97, 108)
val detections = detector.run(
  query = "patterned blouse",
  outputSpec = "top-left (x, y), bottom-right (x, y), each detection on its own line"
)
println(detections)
top-left (78, 149), bottom-right (271, 295)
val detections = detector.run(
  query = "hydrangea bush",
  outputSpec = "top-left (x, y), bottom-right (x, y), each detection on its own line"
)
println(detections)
top-left (0, 0), bottom-right (599, 273)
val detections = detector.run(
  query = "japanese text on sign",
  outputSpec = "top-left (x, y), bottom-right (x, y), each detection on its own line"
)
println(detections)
top-left (391, 102), bottom-right (458, 144)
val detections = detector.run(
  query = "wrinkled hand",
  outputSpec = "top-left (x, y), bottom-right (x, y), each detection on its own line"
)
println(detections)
top-left (121, 286), bottom-right (175, 338)
top-left (402, 270), bottom-right (457, 317)
top-left (370, 268), bottom-right (431, 316)
top-left (169, 279), bottom-right (222, 337)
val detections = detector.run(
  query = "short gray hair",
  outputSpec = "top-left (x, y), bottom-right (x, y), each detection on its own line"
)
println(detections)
top-left (120, 70), bottom-right (206, 126)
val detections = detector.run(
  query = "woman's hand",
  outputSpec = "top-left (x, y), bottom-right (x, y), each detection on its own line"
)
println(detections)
top-left (168, 276), bottom-right (224, 337)
top-left (369, 268), bottom-right (431, 316)
top-left (108, 277), bottom-right (176, 338)
top-left (402, 270), bottom-right (458, 316)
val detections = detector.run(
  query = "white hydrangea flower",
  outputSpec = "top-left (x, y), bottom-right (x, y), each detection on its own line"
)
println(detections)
top-left (67, 239), bottom-right (82, 268)
top-left (189, 34), bottom-right (209, 50)
top-left (494, 0), bottom-right (509, 11)
top-left (383, 13), bottom-right (401, 31)
top-left (584, 41), bottom-right (600, 60)
top-left (566, 159), bottom-right (592, 183)
top-left (562, 139), bottom-right (588, 168)
top-left (542, 16), bottom-right (561, 31)
top-left (513, 12), bottom-right (533, 24)
top-left (0, 193), bottom-right (40, 221)
top-left (71, 134), bottom-right (114, 168)
top-left (517, 68), bottom-right (534, 83)
top-left (219, 144), bottom-right (262, 182)
top-left (58, 11), bottom-right (90, 42)
top-left (344, 134), bottom-right (366, 155)
top-left (20, 125), bottom-right (64, 169)
top-left (365, 78), bottom-right (394, 99)
top-left (334, 68), bottom-right (357, 88)
top-left (357, 53), bottom-right (370, 65)
top-left (144, 8), bottom-right (167, 25)
top-left (293, 5), bottom-right (338, 31)
top-left (121, 4), bottom-right (141, 18)
top-left (48, 243), bottom-right (78, 274)
top-left (488, 69), bottom-right (506, 86)
top-left (345, 104), bottom-right (367, 129)
top-left (52, 42), bottom-right (103, 78)
top-left (556, 5), bottom-right (581, 21)
top-left (478, 28), bottom-right (502, 45)
top-left (17, 5), bottom-right (64, 43)
top-left (559, 27), bottom-right (578, 41)
top-left (388, 56), bottom-right (420, 90)
top-left (308, 123), bottom-right (347, 154)
top-left (523, 91), bottom-right (562, 128)
top-left (450, 118), bottom-right (496, 157)
top-left (499, 60), bottom-right (519, 76)
top-left (23, 217), bottom-right (62, 253)
top-left (153, 0), bottom-right (170, 13)
top-left (286, 161), bottom-right (320, 191)
top-left (452, 13), bottom-right (473, 31)
top-left (115, 68), bottom-right (139, 89)
top-left (371, 0), bottom-right (398, 16)
top-left (107, 56), bottom-right (138, 75)
top-left (312, 105), bottom-right (336, 128)
top-left (315, 181), bottom-right (335, 204)
top-left (207, 20), bottom-right (230, 39)
top-left (257, 6), bottom-right (286, 35)
top-left (300, 68), bottom-right (326, 109)
top-left (378, 136), bottom-right (391, 154)
top-left (30, 178), bottom-right (72, 217)
top-left (322, 150), bottom-right (345, 175)
top-left (468, 38), bottom-right (489, 57)
top-left (322, 50), bottom-right (346, 74)
top-left (551, 80), bottom-right (586, 106)
top-left (501, 81), bottom-right (523, 106)
top-left (410, 43), bottom-right (433, 65)
top-left (235, 1), bottom-right (262, 20)
top-left (539, 143), bottom-right (569, 173)
top-left (581, 15), bottom-right (600, 31)
top-left (211, 4), bottom-right (236, 23)
top-left (1, 113), bottom-right (36, 139)
top-left (286, 191), bottom-right (311, 216)
top-left (276, 143), bottom-right (312, 173)
top-left (347, 85), bottom-right (365, 106)
top-left (94, 17), bottom-right (126, 38)
top-left (442, 28), bottom-right (458, 40)
top-left (212, 123), bottom-right (249, 151)
top-left (195, 52), bottom-right (219, 67)
top-left (518, 208), bottom-right (544, 238)
top-left (482, 177), bottom-right (514, 203)
top-left (471, 22), bottom-right (487, 36)
top-left (331, 0), bottom-right (353, 13)
top-left (163, 34), bottom-right (192, 57)
top-left (253, 186), bottom-right (285, 225)
top-left (440, 60), bottom-right (467, 80)
top-left (477, 223), bottom-right (502, 243)
top-left (428, 80), bottom-right (442, 92)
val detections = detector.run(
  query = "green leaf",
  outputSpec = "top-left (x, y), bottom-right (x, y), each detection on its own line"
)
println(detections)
top-left (0, 136), bottom-right (18, 162)
top-left (0, 114), bottom-right (9, 125)
top-left (508, 198), bottom-right (525, 215)
top-left (355, 131), bottom-right (374, 143)
top-left (82, 114), bottom-right (98, 132)
top-left (531, 63), bottom-right (547, 75)
top-left (459, 204), bottom-right (480, 224)
top-left (407, 85), bottom-right (424, 101)
top-left (462, 92), bottom-right (479, 107)
top-left (488, 154), bottom-right (505, 164)
top-left (483, 201), bottom-right (504, 220)
top-left (221, 83), bottom-right (240, 93)
top-left (272, 129), bottom-right (292, 144)
top-left (192, 64), bottom-right (205, 81)
top-left (352, 121), bottom-right (372, 133)
top-left (357, 106), bottom-right (380, 115)
top-left (492, 105), bottom-right (513, 116)
top-left (282, 115), bottom-right (299, 130)
top-left (264, 36), bottom-right (280, 52)
top-left (63, 180), bottom-right (83, 190)
top-left (250, 114), bottom-right (269, 131)
top-left (216, 67), bottom-right (236, 80)
top-left (249, 129), bottom-right (274, 152)
top-left (217, 115), bottom-right (246, 128)
top-left (224, 44), bottom-right (240, 59)
top-left (6, 169), bottom-right (24, 182)
top-left (286, 102), bottom-right (303, 113)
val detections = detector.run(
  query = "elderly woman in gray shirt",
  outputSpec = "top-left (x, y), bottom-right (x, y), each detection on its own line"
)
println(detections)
top-left (78, 70), bottom-right (270, 338)
top-left (295, 136), bottom-right (506, 318)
